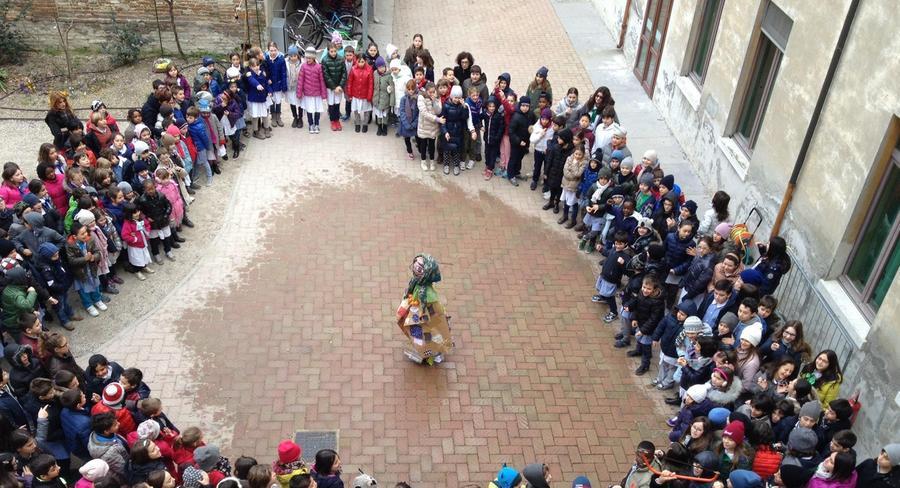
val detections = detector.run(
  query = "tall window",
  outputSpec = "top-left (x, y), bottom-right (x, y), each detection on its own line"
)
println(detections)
top-left (844, 143), bottom-right (900, 316)
top-left (734, 2), bottom-right (792, 152)
top-left (689, 0), bottom-right (725, 85)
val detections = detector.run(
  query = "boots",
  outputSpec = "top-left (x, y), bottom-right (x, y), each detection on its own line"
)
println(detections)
top-left (553, 200), bottom-right (560, 214)
top-left (578, 238), bottom-right (588, 251)
top-left (264, 118), bottom-right (272, 138)
top-left (362, 123), bottom-right (368, 133)
top-left (565, 204), bottom-right (579, 229)
top-left (355, 124), bottom-right (361, 133)
top-left (297, 113), bottom-right (304, 128)
top-left (558, 205), bottom-right (569, 224)
top-left (292, 116), bottom-right (300, 128)
top-left (252, 118), bottom-right (265, 140)
top-left (542, 201), bottom-right (553, 211)
top-left (274, 112), bottom-right (284, 127)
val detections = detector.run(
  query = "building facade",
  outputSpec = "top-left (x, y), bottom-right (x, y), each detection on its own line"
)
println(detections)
top-left (591, 0), bottom-right (899, 456)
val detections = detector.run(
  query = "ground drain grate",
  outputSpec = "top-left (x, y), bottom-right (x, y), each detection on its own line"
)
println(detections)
top-left (294, 430), bottom-right (339, 457)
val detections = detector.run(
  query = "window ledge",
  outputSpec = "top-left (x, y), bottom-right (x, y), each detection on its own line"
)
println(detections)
top-left (815, 279), bottom-right (870, 349)
top-left (676, 76), bottom-right (702, 112)
top-left (716, 137), bottom-right (750, 181)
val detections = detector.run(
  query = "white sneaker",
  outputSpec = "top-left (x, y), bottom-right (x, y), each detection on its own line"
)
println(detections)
top-left (542, 191), bottom-right (551, 200)
top-left (429, 161), bottom-right (436, 171)
top-left (466, 160), bottom-right (475, 170)
top-left (165, 251), bottom-right (176, 261)
top-left (143, 266), bottom-right (156, 274)
top-left (95, 301), bottom-right (108, 311)
top-left (154, 255), bottom-right (165, 265)
top-left (86, 306), bottom-right (99, 317)
top-left (421, 160), bottom-right (428, 171)
top-left (135, 271), bottom-right (147, 281)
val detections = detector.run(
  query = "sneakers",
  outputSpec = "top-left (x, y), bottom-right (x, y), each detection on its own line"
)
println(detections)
top-left (483, 169), bottom-right (493, 180)
top-left (603, 312), bottom-right (618, 323)
top-left (144, 266), bottom-right (156, 274)
top-left (104, 285), bottom-right (120, 295)
top-left (421, 160), bottom-right (428, 171)
top-left (666, 417), bottom-right (678, 427)
top-left (542, 191), bottom-right (551, 200)
top-left (315, 125), bottom-right (321, 134)
top-left (509, 178), bottom-right (519, 187)
top-left (635, 365), bottom-right (649, 376)
top-left (452, 166), bottom-right (460, 176)
top-left (591, 294), bottom-right (603, 303)
top-left (309, 125), bottom-right (315, 134)
top-left (657, 382), bottom-right (675, 390)
top-left (408, 153), bottom-right (415, 160)
top-left (626, 349), bottom-right (643, 357)
top-left (614, 339), bottom-right (630, 348)
top-left (466, 160), bottom-right (475, 170)
top-left (135, 271), bottom-right (147, 281)
top-left (153, 255), bottom-right (164, 265)
top-left (95, 301), bottom-right (108, 311)
top-left (429, 161), bottom-right (436, 171)
top-left (86, 306), bottom-right (99, 317)
top-left (530, 180), bottom-right (538, 191)
top-left (443, 164), bottom-right (450, 175)
top-left (165, 251), bottom-right (176, 261)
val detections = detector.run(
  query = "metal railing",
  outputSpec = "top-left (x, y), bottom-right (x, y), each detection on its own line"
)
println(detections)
top-left (774, 251), bottom-right (856, 369)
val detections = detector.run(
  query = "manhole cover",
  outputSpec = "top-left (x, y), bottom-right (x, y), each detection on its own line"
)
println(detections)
top-left (294, 430), bottom-right (339, 458)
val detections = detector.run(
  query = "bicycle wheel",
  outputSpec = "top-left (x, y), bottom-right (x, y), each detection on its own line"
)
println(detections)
top-left (335, 14), bottom-right (363, 46)
top-left (285, 10), bottom-right (317, 44)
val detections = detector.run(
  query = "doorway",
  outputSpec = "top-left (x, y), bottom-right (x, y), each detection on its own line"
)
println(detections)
top-left (633, 0), bottom-right (673, 96)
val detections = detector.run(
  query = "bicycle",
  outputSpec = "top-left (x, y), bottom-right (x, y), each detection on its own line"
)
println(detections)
top-left (285, 4), bottom-right (366, 49)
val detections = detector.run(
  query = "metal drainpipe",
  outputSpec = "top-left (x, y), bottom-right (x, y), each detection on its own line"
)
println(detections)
top-left (770, 0), bottom-right (861, 238)
top-left (618, 0), bottom-right (633, 49)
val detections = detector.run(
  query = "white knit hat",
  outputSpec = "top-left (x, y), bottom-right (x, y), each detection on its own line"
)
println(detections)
top-left (686, 384), bottom-right (708, 403)
top-left (450, 85), bottom-right (463, 98)
top-left (79, 459), bottom-right (110, 481)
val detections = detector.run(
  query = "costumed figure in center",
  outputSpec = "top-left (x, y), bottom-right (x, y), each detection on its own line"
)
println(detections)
top-left (396, 254), bottom-right (454, 365)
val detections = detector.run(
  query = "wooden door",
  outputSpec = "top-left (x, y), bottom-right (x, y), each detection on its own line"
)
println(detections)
top-left (634, 0), bottom-right (673, 96)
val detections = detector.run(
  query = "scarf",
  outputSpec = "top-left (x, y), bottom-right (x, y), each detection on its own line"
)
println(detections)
top-left (404, 94), bottom-right (415, 121)
top-left (404, 254), bottom-right (441, 302)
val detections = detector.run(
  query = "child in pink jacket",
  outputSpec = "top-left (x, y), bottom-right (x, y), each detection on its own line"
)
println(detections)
top-left (296, 45), bottom-right (328, 134)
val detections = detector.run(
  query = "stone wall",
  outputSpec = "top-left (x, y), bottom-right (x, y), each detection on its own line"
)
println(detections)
top-left (4, 0), bottom-right (268, 55)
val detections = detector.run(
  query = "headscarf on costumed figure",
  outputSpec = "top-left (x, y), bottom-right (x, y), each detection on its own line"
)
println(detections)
top-left (397, 254), bottom-right (453, 365)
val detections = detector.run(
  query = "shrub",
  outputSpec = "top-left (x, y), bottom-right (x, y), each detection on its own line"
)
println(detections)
top-left (0, 21), bottom-right (25, 65)
top-left (103, 20), bottom-right (147, 67)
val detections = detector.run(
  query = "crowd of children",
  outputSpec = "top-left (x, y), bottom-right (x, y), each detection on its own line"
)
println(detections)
top-left (0, 30), bottom-right (890, 488)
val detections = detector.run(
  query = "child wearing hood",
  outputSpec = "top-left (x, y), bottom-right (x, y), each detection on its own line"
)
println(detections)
top-left (506, 96), bottom-right (534, 185)
top-left (283, 45), bottom-right (303, 129)
top-left (390, 59), bottom-right (412, 119)
top-left (371, 57), bottom-right (395, 136)
top-left (493, 73), bottom-right (514, 173)
top-left (487, 466), bottom-right (522, 488)
top-left (264, 42), bottom-right (288, 127)
top-left (528, 108), bottom-right (554, 192)
top-left (482, 96), bottom-right (505, 180)
top-left (522, 463), bottom-right (551, 488)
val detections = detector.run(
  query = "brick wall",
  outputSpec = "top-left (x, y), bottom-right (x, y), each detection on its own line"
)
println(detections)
top-left (4, 0), bottom-right (269, 54)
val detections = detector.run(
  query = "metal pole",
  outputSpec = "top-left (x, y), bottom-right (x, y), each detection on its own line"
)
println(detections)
top-left (361, 0), bottom-right (369, 48)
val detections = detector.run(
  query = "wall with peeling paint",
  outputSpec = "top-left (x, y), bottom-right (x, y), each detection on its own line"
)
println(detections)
top-left (592, 0), bottom-right (900, 458)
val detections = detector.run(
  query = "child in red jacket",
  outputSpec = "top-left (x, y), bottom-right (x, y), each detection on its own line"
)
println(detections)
top-left (346, 56), bottom-right (374, 133)
top-left (120, 202), bottom-right (154, 281)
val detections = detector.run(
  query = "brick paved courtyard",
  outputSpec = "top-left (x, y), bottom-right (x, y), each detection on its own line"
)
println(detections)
top-left (86, 0), bottom-right (677, 485)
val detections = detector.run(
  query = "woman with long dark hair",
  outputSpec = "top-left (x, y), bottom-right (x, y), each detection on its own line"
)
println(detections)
top-left (754, 236), bottom-right (792, 295)
top-left (698, 190), bottom-right (731, 236)
top-left (797, 349), bottom-right (843, 405)
top-left (45, 92), bottom-right (81, 149)
top-left (578, 86), bottom-right (615, 128)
